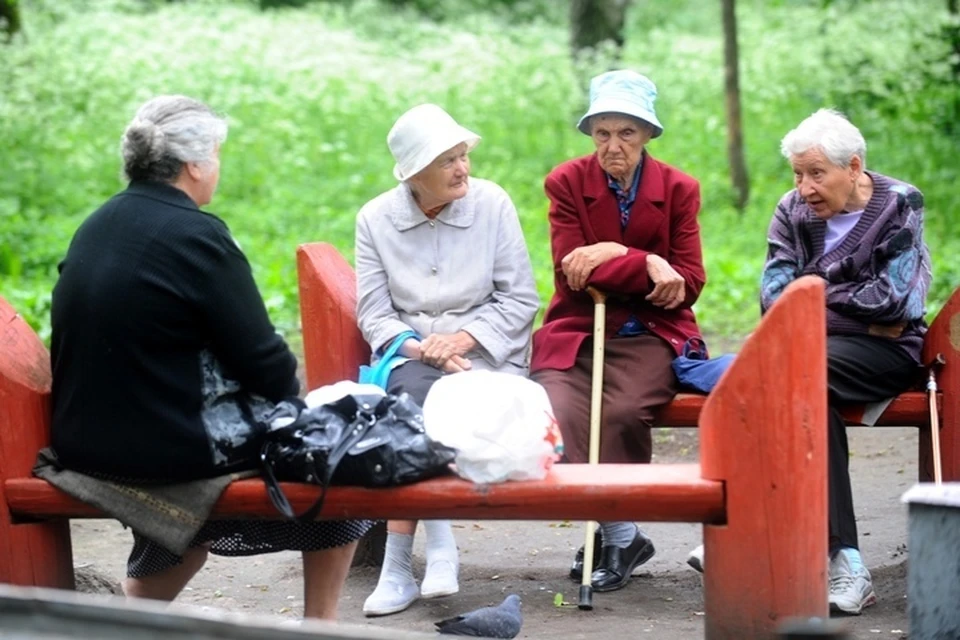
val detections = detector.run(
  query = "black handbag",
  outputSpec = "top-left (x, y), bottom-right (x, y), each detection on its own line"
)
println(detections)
top-left (259, 392), bottom-right (456, 521)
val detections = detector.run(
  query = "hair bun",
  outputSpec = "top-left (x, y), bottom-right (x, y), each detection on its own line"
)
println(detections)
top-left (122, 118), bottom-right (166, 164)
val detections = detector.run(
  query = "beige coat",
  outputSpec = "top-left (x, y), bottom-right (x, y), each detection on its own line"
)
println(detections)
top-left (355, 178), bottom-right (539, 373)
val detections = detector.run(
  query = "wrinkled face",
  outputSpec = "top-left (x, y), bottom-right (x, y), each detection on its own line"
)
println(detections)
top-left (409, 142), bottom-right (471, 206)
top-left (790, 147), bottom-right (861, 220)
top-left (590, 114), bottom-right (652, 182)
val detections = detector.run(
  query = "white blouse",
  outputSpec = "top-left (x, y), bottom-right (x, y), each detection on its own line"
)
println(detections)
top-left (355, 178), bottom-right (540, 372)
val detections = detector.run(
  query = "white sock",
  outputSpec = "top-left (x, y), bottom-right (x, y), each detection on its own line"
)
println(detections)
top-left (599, 521), bottom-right (637, 548)
top-left (423, 520), bottom-right (458, 564)
top-left (377, 532), bottom-right (415, 584)
top-left (841, 547), bottom-right (866, 574)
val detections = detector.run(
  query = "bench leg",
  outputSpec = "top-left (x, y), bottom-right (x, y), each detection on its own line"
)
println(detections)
top-left (922, 285), bottom-right (960, 482)
top-left (0, 517), bottom-right (74, 588)
top-left (700, 277), bottom-right (828, 638)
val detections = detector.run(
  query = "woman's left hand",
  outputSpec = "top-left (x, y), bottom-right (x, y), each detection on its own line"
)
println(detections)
top-left (420, 331), bottom-right (478, 369)
top-left (561, 242), bottom-right (628, 291)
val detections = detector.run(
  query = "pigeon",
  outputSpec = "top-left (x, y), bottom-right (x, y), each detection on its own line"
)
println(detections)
top-left (435, 594), bottom-right (523, 638)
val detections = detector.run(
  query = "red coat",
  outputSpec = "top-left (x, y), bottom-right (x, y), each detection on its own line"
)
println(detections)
top-left (530, 152), bottom-right (706, 372)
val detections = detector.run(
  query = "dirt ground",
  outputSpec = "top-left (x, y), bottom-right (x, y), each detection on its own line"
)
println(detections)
top-left (69, 426), bottom-right (922, 639)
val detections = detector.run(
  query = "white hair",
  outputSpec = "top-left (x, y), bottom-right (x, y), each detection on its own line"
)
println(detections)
top-left (121, 95), bottom-right (228, 183)
top-left (780, 108), bottom-right (867, 169)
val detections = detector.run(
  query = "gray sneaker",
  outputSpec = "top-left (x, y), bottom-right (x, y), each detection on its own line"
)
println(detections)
top-left (828, 550), bottom-right (876, 615)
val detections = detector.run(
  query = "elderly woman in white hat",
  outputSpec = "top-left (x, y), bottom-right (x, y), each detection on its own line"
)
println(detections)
top-left (530, 70), bottom-right (707, 593)
top-left (354, 103), bottom-right (540, 616)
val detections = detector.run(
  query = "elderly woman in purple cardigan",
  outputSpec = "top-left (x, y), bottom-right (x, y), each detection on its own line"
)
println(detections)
top-left (760, 108), bottom-right (931, 615)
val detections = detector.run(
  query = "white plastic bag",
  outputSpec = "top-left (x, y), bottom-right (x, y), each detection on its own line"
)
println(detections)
top-left (422, 370), bottom-right (563, 484)
top-left (304, 380), bottom-right (385, 409)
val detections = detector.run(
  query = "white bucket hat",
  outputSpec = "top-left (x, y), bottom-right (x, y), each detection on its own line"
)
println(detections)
top-left (576, 70), bottom-right (664, 138)
top-left (387, 104), bottom-right (481, 181)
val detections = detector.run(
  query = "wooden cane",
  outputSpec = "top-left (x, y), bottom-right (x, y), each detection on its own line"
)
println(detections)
top-left (927, 354), bottom-right (946, 485)
top-left (579, 286), bottom-right (607, 611)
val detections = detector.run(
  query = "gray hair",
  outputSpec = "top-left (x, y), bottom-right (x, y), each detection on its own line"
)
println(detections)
top-left (121, 95), bottom-right (227, 183)
top-left (780, 108), bottom-right (867, 169)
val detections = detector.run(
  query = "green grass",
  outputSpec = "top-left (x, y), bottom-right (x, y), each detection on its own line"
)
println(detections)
top-left (2, 0), bottom-right (958, 345)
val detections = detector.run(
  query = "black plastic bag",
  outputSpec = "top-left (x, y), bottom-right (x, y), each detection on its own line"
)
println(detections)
top-left (259, 392), bottom-right (456, 521)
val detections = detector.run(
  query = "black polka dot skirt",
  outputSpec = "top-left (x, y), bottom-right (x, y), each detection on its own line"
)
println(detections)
top-left (127, 519), bottom-right (374, 578)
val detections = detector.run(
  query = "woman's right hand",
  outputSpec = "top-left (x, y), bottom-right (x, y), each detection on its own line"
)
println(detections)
top-left (439, 354), bottom-right (472, 373)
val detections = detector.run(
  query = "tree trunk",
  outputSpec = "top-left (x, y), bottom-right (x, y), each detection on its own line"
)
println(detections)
top-left (570, 0), bottom-right (631, 60)
top-left (721, 0), bottom-right (749, 211)
top-left (351, 520), bottom-right (387, 567)
top-left (0, 0), bottom-right (22, 42)
top-left (948, 0), bottom-right (960, 81)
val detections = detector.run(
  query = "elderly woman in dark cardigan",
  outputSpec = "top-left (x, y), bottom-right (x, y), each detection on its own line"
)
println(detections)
top-left (759, 108), bottom-right (931, 616)
top-left (530, 70), bottom-right (707, 594)
top-left (49, 95), bottom-right (372, 620)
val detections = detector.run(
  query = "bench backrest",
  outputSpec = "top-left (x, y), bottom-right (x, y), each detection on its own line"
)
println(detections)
top-left (297, 243), bottom-right (370, 389)
top-left (0, 296), bottom-right (73, 586)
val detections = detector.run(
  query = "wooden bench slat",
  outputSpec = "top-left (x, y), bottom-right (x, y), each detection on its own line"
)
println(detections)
top-left (659, 391), bottom-right (933, 427)
top-left (6, 464), bottom-right (725, 524)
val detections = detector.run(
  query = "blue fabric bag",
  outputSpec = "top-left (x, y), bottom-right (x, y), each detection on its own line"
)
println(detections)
top-left (358, 330), bottom-right (419, 389)
top-left (671, 338), bottom-right (736, 394)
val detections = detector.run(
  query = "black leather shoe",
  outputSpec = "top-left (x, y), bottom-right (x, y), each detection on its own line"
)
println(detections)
top-left (590, 529), bottom-right (656, 592)
top-left (569, 529), bottom-right (603, 581)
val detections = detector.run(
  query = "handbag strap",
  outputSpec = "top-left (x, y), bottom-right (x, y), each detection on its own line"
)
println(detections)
top-left (260, 403), bottom-right (380, 522)
top-left (377, 330), bottom-right (419, 364)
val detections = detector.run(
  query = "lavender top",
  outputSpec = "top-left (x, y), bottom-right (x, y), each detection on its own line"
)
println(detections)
top-left (760, 171), bottom-right (932, 363)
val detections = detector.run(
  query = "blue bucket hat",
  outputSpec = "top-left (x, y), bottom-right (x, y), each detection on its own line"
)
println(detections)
top-left (577, 70), bottom-right (663, 138)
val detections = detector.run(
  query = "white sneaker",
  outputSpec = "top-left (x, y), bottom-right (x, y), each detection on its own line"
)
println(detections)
top-left (687, 544), bottom-right (704, 573)
top-left (362, 575), bottom-right (419, 617)
top-left (828, 551), bottom-right (876, 615)
top-left (420, 558), bottom-right (459, 598)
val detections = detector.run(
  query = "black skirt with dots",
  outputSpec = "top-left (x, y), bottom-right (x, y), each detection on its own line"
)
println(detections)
top-left (127, 519), bottom-right (375, 578)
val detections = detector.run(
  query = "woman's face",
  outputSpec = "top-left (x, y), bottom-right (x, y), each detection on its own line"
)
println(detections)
top-left (790, 147), bottom-right (861, 220)
top-left (590, 114), bottom-right (652, 183)
top-left (409, 142), bottom-right (471, 207)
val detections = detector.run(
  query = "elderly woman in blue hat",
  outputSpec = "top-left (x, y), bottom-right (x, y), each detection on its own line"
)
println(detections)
top-left (354, 103), bottom-right (540, 616)
top-left (530, 70), bottom-right (707, 593)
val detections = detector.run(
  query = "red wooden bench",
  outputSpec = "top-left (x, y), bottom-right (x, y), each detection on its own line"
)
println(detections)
top-left (297, 242), bottom-right (960, 483)
top-left (0, 239), bottom-right (953, 637)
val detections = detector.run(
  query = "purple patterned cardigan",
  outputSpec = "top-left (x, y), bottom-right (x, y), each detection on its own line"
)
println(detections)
top-left (760, 171), bottom-right (932, 363)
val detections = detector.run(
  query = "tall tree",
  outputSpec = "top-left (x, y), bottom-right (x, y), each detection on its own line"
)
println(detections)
top-left (721, 0), bottom-right (749, 211)
top-left (570, 0), bottom-right (632, 61)
top-left (948, 0), bottom-right (960, 81)
top-left (0, 0), bottom-right (22, 43)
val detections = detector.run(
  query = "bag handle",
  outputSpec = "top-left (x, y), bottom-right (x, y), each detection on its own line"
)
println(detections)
top-left (260, 402), bottom-right (380, 522)
top-left (376, 330), bottom-right (419, 364)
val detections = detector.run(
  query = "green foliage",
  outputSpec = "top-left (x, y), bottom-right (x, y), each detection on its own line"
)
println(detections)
top-left (2, 0), bottom-right (958, 346)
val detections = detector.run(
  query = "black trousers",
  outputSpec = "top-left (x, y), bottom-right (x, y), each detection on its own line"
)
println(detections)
top-left (386, 360), bottom-right (443, 407)
top-left (827, 335), bottom-right (920, 550)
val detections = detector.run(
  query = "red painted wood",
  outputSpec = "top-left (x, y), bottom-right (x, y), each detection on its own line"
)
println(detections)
top-left (0, 297), bottom-right (74, 588)
top-left (293, 242), bottom-right (935, 429)
top-left (700, 276), bottom-right (829, 638)
top-left (923, 286), bottom-right (960, 482)
top-left (7, 464), bottom-right (725, 523)
top-left (663, 390), bottom-right (930, 427)
top-left (296, 243), bottom-right (370, 391)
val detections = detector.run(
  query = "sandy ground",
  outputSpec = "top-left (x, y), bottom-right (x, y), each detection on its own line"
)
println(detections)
top-left (69, 426), bottom-right (923, 639)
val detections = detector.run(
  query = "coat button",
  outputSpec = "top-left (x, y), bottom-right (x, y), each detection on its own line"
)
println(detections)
top-left (429, 221), bottom-right (436, 227)
top-left (431, 267), bottom-right (438, 274)
top-left (649, 322), bottom-right (656, 328)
